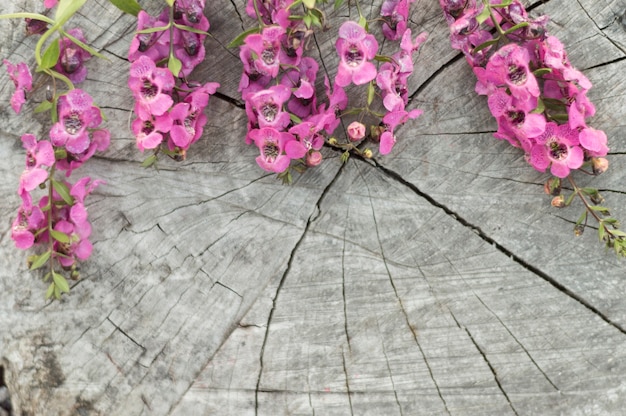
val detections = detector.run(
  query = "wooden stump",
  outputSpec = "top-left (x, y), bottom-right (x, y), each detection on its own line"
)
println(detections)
top-left (1, 0), bottom-right (626, 414)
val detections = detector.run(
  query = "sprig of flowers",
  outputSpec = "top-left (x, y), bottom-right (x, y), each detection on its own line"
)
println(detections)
top-left (126, 0), bottom-right (220, 165)
top-left (439, 0), bottom-right (625, 256)
top-left (234, 0), bottom-right (428, 183)
top-left (2, 0), bottom-right (111, 298)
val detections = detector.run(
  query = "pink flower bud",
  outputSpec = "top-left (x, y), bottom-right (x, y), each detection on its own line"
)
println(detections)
top-left (592, 157), bottom-right (609, 175)
top-left (306, 151), bottom-right (323, 167)
top-left (347, 121), bottom-right (366, 142)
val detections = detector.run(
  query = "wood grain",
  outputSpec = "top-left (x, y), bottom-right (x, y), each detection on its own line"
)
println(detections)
top-left (1, 0), bottom-right (625, 414)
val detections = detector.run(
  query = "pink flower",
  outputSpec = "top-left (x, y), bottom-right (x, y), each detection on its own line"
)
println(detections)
top-left (44, 0), bottom-right (58, 8)
top-left (347, 121), bottom-right (366, 142)
top-left (132, 113), bottom-right (172, 151)
top-left (49, 89), bottom-right (102, 154)
top-left (128, 10), bottom-right (170, 63)
top-left (55, 28), bottom-right (91, 84)
top-left (488, 89), bottom-right (545, 151)
top-left (529, 122), bottom-right (584, 178)
top-left (250, 127), bottom-right (295, 173)
top-left (281, 57), bottom-right (319, 118)
top-left (381, 0), bottom-right (414, 41)
top-left (11, 204), bottom-right (45, 250)
top-left (244, 85), bottom-right (292, 140)
top-left (579, 127), bottom-right (609, 157)
top-left (18, 134), bottom-right (55, 194)
top-left (128, 55), bottom-right (175, 119)
top-left (286, 119), bottom-right (326, 158)
top-left (57, 129), bottom-right (110, 175)
top-left (335, 21), bottom-right (379, 87)
top-left (379, 109), bottom-right (422, 154)
top-left (3, 59), bottom-right (33, 114)
top-left (244, 26), bottom-right (285, 78)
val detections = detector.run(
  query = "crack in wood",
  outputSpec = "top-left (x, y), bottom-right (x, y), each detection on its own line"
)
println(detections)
top-left (106, 317), bottom-right (146, 351)
top-left (451, 313), bottom-right (520, 416)
top-left (254, 161), bottom-right (348, 415)
top-left (341, 202), bottom-right (352, 354)
top-left (379, 321), bottom-right (404, 416)
top-left (574, 0), bottom-right (626, 56)
top-left (359, 166), bottom-right (452, 415)
top-left (341, 347), bottom-right (355, 416)
top-left (371, 160), bottom-right (626, 336)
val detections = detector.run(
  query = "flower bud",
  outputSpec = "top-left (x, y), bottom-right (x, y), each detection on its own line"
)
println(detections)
top-left (328, 137), bottom-right (338, 146)
top-left (347, 121), bottom-right (366, 142)
top-left (573, 224), bottom-right (585, 237)
top-left (362, 149), bottom-right (373, 159)
top-left (544, 177), bottom-right (561, 196)
top-left (551, 195), bottom-right (566, 208)
top-left (592, 157), bottom-right (609, 175)
top-left (25, 18), bottom-right (48, 35)
top-left (306, 150), bottom-right (323, 167)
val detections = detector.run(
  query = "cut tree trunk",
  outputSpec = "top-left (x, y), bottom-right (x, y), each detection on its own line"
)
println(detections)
top-left (1, 0), bottom-right (626, 415)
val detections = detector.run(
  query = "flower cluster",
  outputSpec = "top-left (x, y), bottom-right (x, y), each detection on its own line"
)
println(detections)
top-left (127, 0), bottom-right (219, 162)
top-left (3, 0), bottom-right (111, 298)
top-left (440, 0), bottom-right (624, 256)
top-left (238, 0), bottom-right (427, 179)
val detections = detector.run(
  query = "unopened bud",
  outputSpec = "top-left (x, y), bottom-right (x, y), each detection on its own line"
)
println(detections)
top-left (306, 150), bottom-right (323, 167)
top-left (347, 121), bottom-right (366, 142)
top-left (573, 224), bottom-right (585, 237)
top-left (362, 149), bottom-right (373, 159)
top-left (328, 137), bottom-right (338, 146)
top-left (551, 195), bottom-right (566, 208)
top-left (592, 157), bottom-right (609, 175)
top-left (544, 177), bottom-right (561, 196)
top-left (25, 18), bottom-right (48, 36)
top-left (70, 270), bottom-right (81, 281)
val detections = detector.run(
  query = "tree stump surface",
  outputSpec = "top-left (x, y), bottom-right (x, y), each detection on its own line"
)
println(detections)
top-left (1, 0), bottom-right (626, 415)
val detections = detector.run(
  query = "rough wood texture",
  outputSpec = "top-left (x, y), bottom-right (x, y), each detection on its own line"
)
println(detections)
top-left (1, 0), bottom-right (626, 414)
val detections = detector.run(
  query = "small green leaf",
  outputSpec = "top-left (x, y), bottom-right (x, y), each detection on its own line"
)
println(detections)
top-left (55, 0), bottom-right (87, 27)
top-left (141, 154), bottom-right (158, 168)
top-left (531, 97), bottom-right (545, 114)
top-left (589, 205), bottom-right (610, 214)
top-left (51, 179), bottom-right (74, 205)
top-left (30, 250), bottom-right (52, 270)
top-left (228, 27), bottom-right (260, 48)
top-left (63, 30), bottom-right (107, 60)
top-left (341, 150), bottom-right (350, 163)
top-left (45, 282), bottom-right (55, 299)
top-left (473, 38), bottom-right (499, 54)
top-left (54, 148), bottom-right (68, 159)
top-left (289, 113), bottom-right (302, 124)
top-left (565, 192), bottom-right (576, 207)
top-left (533, 68), bottom-right (552, 77)
top-left (50, 230), bottom-right (70, 244)
top-left (367, 81), bottom-right (375, 106)
top-left (303, 0), bottom-right (315, 8)
top-left (40, 39), bottom-right (60, 70)
top-left (107, 0), bottom-right (141, 16)
top-left (53, 271), bottom-right (70, 294)
top-left (374, 54), bottom-right (392, 63)
top-left (598, 223), bottom-right (606, 242)
top-left (303, 14), bottom-right (312, 28)
top-left (476, 6), bottom-right (491, 24)
top-left (168, 55), bottom-right (182, 78)
top-left (503, 21), bottom-right (529, 36)
top-left (135, 25), bottom-right (170, 35)
top-left (34, 100), bottom-right (53, 114)
top-left (358, 15), bottom-right (367, 29)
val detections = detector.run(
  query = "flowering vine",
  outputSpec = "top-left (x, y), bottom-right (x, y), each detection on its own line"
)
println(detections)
top-left (2, 0), bottom-right (111, 298)
top-left (439, 0), bottom-right (626, 257)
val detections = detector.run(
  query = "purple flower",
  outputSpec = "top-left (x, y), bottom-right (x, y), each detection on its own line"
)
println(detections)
top-left (56, 128), bottom-right (110, 175)
top-left (579, 127), bottom-right (609, 157)
top-left (381, 0), bottom-right (414, 41)
top-left (479, 43), bottom-right (540, 102)
top-left (379, 109), bottom-right (422, 155)
top-left (18, 134), bottom-right (55, 195)
top-left (3, 59), bottom-right (33, 114)
top-left (250, 127), bottom-right (295, 173)
top-left (11, 204), bottom-right (45, 250)
top-left (281, 57), bottom-right (319, 118)
top-left (132, 113), bottom-right (172, 151)
top-left (244, 25), bottom-right (286, 78)
top-left (49, 89), bottom-right (102, 154)
top-left (334, 21), bottom-right (379, 87)
top-left (128, 55), bottom-right (175, 119)
top-left (244, 84), bottom-right (292, 140)
top-left (173, 13), bottom-right (210, 77)
top-left (529, 122), bottom-right (584, 178)
top-left (128, 10), bottom-right (170, 63)
top-left (55, 28), bottom-right (91, 84)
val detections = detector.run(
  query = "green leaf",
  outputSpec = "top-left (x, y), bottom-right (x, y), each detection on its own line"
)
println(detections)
top-left (533, 68), bottom-right (552, 77)
top-left (51, 179), bottom-right (74, 205)
top-left (55, 0), bottom-right (87, 28)
top-left (289, 113), bottom-right (302, 124)
top-left (34, 100), bottom-right (53, 114)
top-left (476, 6), bottom-right (491, 24)
top-left (303, 14), bottom-right (312, 28)
top-left (63, 30), bottom-right (107, 60)
top-left (173, 23), bottom-right (210, 36)
top-left (598, 223), bottom-right (606, 242)
top-left (40, 39), bottom-right (60, 70)
top-left (367, 81), bottom-right (375, 106)
top-left (30, 250), bottom-right (52, 270)
top-left (168, 55), bottom-right (182, 78)
top-left (228, 27), bottom-right (260, 48)
top-left (107, 0), bottom-right (141, 16)
top-left (50, 230), bottom-right (70, 244)
top-left (334, 0), bottom-right (344, 10)
top-left (45, 282), bottom-right (55, 300)
top-left (589, 205), bottom-right (610, 214)
top-left (374, 54), bottom-right (392, 63)
top-left (164, 0), bottom-right (175, 6)
top-left (503, 21), bottom-right (529, 36)
top-left (53, 271), bottom-right (70, 294)
top-left (135, 24), bottom-right (170, 34)
top-left (531, 97), bottom-right (545, 114)
top-left (564, 192), bottom-right (576, 207)
top-left (473, 38), bottom-right (499, 54)
top-left (341, 150), bottom-right (350, 163)
top-left (303, 0), bottom-right (315, 8)
top-left (141, 154), bottom-right (158, 168)
top-left (358, 15), bottom-right (367, 30)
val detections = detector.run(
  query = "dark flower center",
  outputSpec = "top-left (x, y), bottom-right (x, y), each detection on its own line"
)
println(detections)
top-left (345, 45), bottom-right (364, 67)
top-left (261, 47), bottom-right (276, 65)
top-left (183, 31), bottom-right (199, 56)
top-left (507, 110), bottom-right (525, 126)
top-left (141, 79), bottom-right (158, 99)
top-left (261, 103), bottom-right (278, 122)
top-left (508, 65), bottom-right (527, 85)
top-left (548, 139), bottom-right (568, 160)
top-left (26, 152), bottom-right (37, 169)
top-left (263, 141), bottom-right (279, 161)
top-left (142, 120), bottom-right (155, 135)
top-left (64, 112), bottom-right (83, 135)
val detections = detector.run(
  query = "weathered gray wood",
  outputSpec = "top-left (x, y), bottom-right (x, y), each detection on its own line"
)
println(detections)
top-left (1, 0), bottom-right (626, 415)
